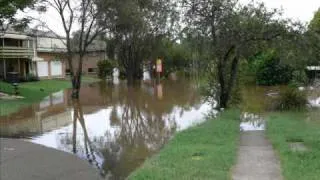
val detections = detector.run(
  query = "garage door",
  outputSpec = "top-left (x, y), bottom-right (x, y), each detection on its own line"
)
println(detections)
top-left (37, 61), bottom-right (49, 77)
top-left (50, 61), bottom-right (62, 76)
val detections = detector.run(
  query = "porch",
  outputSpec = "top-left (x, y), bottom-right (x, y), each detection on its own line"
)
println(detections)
top-left (0, 33), bottom-right (35, 81)
top-left (0, 58), bottom-right (36, 81)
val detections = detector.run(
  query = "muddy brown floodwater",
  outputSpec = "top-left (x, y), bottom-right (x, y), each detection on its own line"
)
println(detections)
top-left (0, 80), bottom-right (211, 179)
top-left (1, 79), bottom-right (319, 179)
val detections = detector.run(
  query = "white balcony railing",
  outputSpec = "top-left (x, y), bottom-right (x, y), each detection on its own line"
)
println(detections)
top-left (0, 46), bottom-right (34, 58)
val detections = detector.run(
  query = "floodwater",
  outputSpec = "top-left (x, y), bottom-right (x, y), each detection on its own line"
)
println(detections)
top-left (0, 80), bottom-right (211, 179)
top-left (1, 79), bottom-right (319, 178)
top-left (239, 85), bottom-right (320, 130)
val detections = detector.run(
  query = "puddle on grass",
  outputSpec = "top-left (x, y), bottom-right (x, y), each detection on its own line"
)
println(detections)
top-left (240, 112), bottom-right (265, 131)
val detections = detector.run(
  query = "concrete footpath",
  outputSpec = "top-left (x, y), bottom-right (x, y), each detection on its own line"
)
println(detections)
top-left (0, 138), bottom-right (102, 180)
top-left (232, 131), bottom-right (283, 180)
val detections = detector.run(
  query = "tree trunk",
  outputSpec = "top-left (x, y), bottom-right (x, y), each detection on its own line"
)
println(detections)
top-left (71, 55), bottom-right (84, 99)
top-left (127, 67), bottom-right (134, 85)
top-left (217, 58), bottom-right (226, 108)
top-left (218, 56), bottom-right (239, 109)
top-left (216, 46), bottom-right (238, 109)
top-left (71, 73), bottom-right (81, 99)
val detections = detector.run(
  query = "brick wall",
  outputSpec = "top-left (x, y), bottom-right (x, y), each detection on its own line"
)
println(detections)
top-left (66, 51), bottom-right (106, 74)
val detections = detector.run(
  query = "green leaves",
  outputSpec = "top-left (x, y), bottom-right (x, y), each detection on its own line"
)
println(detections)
top-left (309, 8), bottom-right (320, 33)
top-left (0, 0), bottom-right (35, 30)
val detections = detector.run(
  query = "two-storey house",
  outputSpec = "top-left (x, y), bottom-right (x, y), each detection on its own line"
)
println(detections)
top-left (0, 31), bottom-right (34, 80)
top-left (0, 28), bottom-right (107, 81)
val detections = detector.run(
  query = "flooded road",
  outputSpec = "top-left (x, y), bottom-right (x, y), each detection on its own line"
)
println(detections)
top-left (0, 80), bottom-right (211, 179)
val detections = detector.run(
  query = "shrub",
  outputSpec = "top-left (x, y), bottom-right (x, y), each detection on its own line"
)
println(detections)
top-left (26, 73), bottom-right (39, 82)
top-left (276, 88), bottom-right (308, 110)
top-left (97, 60), bottom-right (114, 79)
top-left (18, 73), bottom-right (39, 82)
top-left (248, 50), bottom-right (293, 86)
top-left (256, 56), bottom-right (293, 86)
top-left (290, 70), bottom-right (308, 87)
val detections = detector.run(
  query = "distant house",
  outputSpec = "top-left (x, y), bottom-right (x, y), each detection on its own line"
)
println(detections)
top-left (0, 28), bottom-right (106, 81)
top-left (67, 40), bottom-right (107, 75)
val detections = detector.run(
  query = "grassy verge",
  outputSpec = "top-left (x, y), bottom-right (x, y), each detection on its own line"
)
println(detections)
top-left (129, 109), bottom-right (240, 180)
top-left (266, 112), bottom-right (320, 180)
top-left (0, 76), bottom-right (100, 116)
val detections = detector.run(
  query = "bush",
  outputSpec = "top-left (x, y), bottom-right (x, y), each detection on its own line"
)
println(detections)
top-left (290, 70), bottom-right (308, 87)
top-left (97, 60), bottom-right (114, 79)
top-left (276, 88), bottom-right (307, 110)
top-left (26, 73), bottom-right (39, 82)
top-left (248, 50), bottom-right (293, 86)
top-left (18, 73), bottom-right (39, 82)
top-left (256, 56), bottom-right (293, 86)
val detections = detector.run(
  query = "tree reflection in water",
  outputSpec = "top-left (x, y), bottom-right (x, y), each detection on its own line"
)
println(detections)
top-left (58, 81), bottom-right (203, 179)
top-left (58, 100), bottom-right (107, 177)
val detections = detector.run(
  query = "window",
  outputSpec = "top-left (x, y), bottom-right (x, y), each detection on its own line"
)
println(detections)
top-left (88, 68), bottom-right (97, 73)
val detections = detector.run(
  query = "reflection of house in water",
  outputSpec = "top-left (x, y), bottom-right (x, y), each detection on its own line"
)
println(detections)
top-left (0, 90), bottom-right (72, 137)
top-left (0, 81), bottom-right (211, 179)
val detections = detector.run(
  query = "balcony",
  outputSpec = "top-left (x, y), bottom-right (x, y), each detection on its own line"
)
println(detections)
top-left (0, 46), bottom-right (34, 59)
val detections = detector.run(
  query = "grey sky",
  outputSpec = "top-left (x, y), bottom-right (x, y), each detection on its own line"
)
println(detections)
top-left (21, 0), bottom-right (320, 36)
top-left (240, 0), bottom-right (320, 23)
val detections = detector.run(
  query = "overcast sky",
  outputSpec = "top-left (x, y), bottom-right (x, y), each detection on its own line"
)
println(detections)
top-left (23, 0), bottom-right (320, 36)
top-left (240, 0), bottom-right (320, 23)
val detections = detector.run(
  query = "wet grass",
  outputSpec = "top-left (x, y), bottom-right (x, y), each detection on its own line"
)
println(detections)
top-left (0, 76), bottom-right (100, 116)
top-left (129, 109), bottom-right (240, 180)
top-left (0, 80), bottom-right (71, 116)
top-left (266, 111), bottom-right (320, 180)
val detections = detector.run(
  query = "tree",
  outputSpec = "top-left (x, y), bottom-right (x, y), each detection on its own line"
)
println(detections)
top-left (99, 0), bottom-right (179, 85)
top-left (0, 0), bottom-right (35, 33)
top-left (307, 8), bottom-right (320, 65)
top-left (183, 0), bottom-right (288, 108)
top-left (40, 0), bottom-right (109, 98)
top-left (309, 8), bottom-right (320, 33)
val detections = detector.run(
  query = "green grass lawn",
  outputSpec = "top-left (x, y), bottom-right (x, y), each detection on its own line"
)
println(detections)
top-left (266, 111), bottom-right (320, 180)
top-left (129, 109), bottom-right (240, 180)
top-left (0, 76), bottom-right (100, 116)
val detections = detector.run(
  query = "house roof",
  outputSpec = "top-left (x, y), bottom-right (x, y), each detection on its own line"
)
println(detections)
top-left (2, 33), bottom-right (31, 39)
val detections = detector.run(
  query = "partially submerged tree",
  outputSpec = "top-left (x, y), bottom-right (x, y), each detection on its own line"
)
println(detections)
top-left (183, 0), bottom-right (288, 108)
top-left (99, 0), bottom-right (179, 85)
top-left (41, 0), bottom-right (108, 98)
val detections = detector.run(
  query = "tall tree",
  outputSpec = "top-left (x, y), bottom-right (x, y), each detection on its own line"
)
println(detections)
top-left (183, 0), bottom-right (288, 108)
top-left (41, 0), bottom-right (108, 98)
top-left (307, 8), bottom-right (320, 65)
top-left (99, 0), bottom-right (179, 85)
top-left (309, 8), bottom-right (320, 33)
